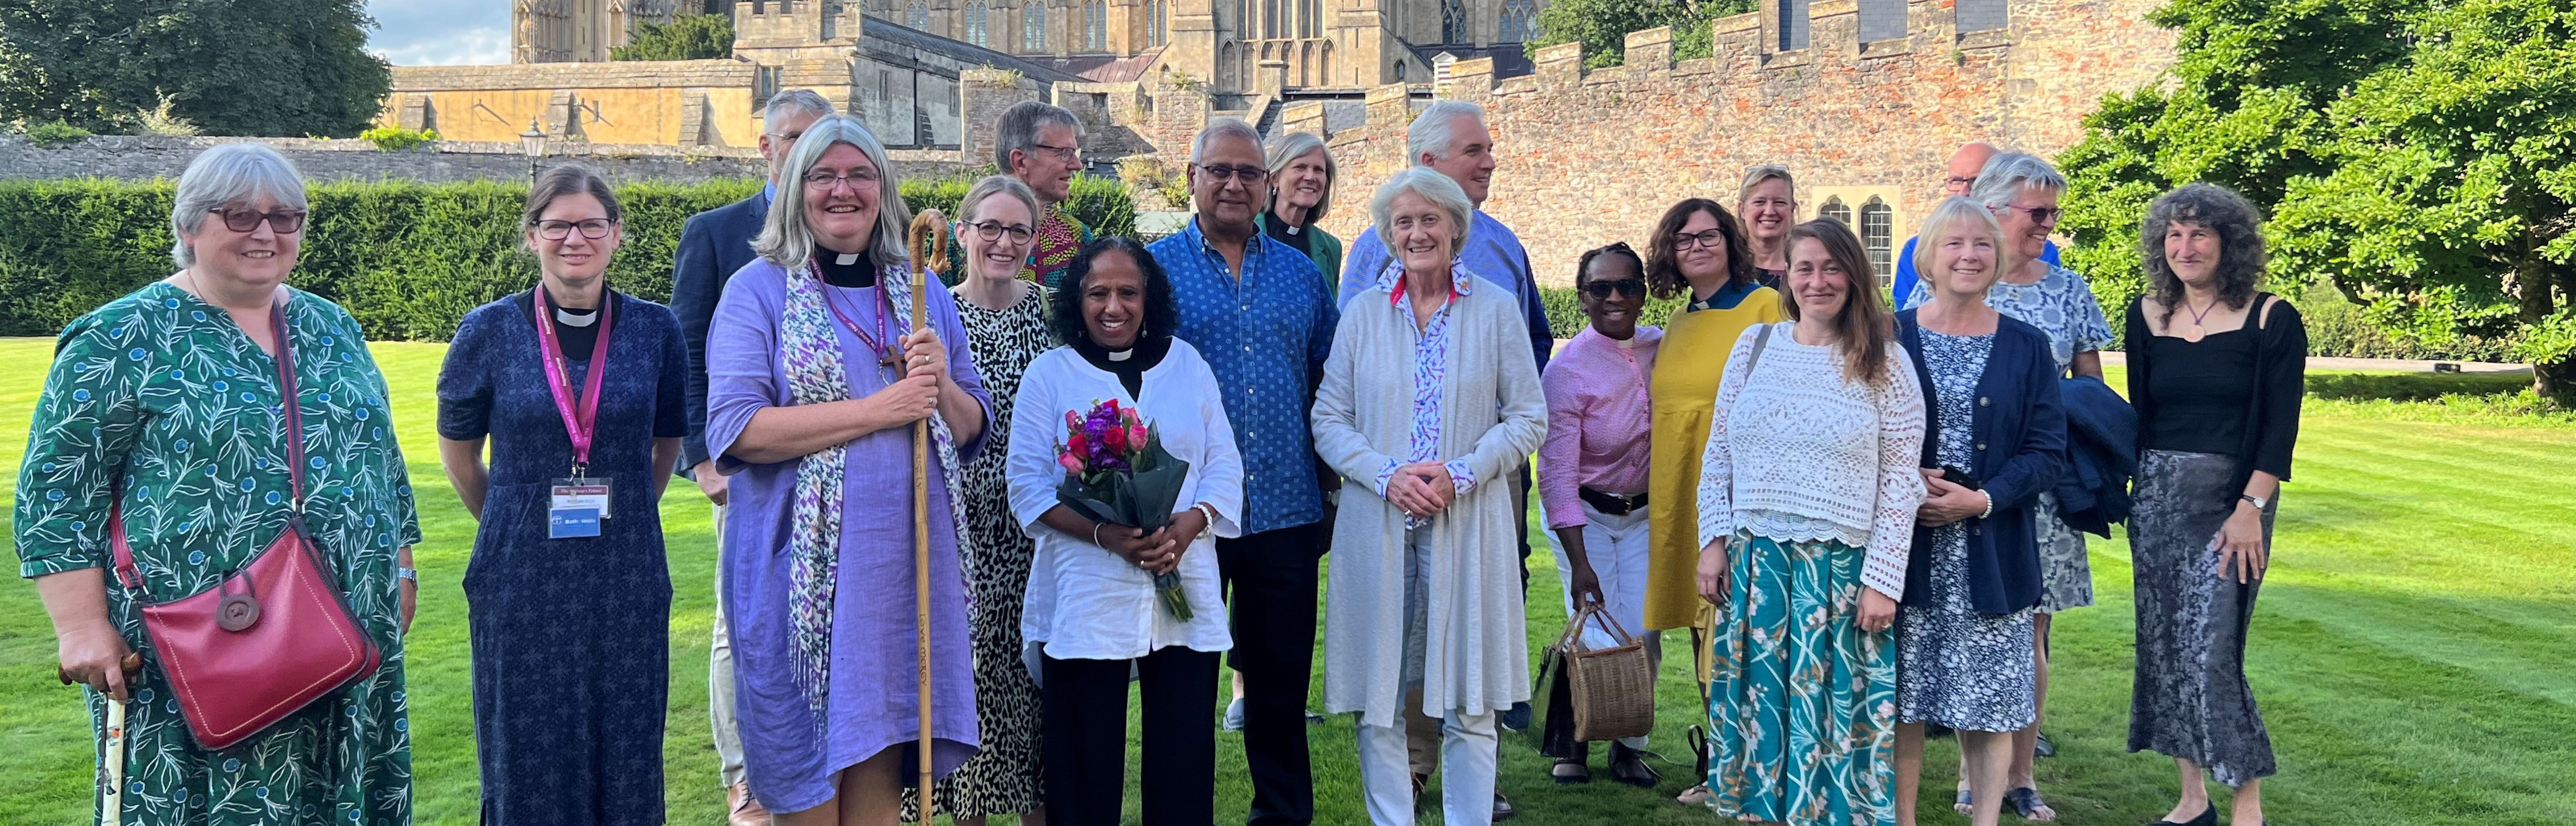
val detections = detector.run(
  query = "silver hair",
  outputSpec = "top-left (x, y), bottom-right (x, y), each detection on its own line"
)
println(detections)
top-left (1909, 196), bottom-right (2006, 287)
top-left (752, 115), bottom-right (913, 271)
top-left (1265, 131), bottom-right (1337, 222)
top-left (957, 174), bottom-right (1042, 232)
top-left (1190, 118), bottom-right (1264, 165)
top-left (764, 89), bottom-right (836, 134)
top-left (1969, 151), bottom-right (2067, 210)
top-left (1406, 100), bottom-right (1487, 165)
top-left (1368, 167), bottom-right (1475, 257)
top-left (170, 143), bottom-right (310, 268)
top-left (992, 100), bottom-right (1082, 172)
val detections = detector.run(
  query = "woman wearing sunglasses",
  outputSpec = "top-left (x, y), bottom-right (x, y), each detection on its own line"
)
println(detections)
top-left (1536, 242), bottom-right (1663, 787)
top-left (435, 163), bottom-right (692, 826)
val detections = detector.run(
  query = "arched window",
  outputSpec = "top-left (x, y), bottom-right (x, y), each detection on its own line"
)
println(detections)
top-left (1860, 197), bottom-right (1895, 281)
top-left (1499, 0), bottom-right (1536, 42)
top-left (1820, 196), bottom-right (1852, 228)
top-left (1084, 0), bottom-right (1106, 50)
top-left (1440, 0), bottom-right (1466, 44)
top-left (1025, 1), bottom-right (1048, 50)
top-left (907, 0), bottom-right (929, 28)
top-left (965, 1), bottom-right (989, 45)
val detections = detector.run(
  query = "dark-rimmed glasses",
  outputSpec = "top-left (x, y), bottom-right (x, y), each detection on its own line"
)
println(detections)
top-left (1670, 229), bottom-right (1728, 250)
top-left (210, 207), bottom-right (306, 234)
top-left (803, 169), bottom-right (883, 190)
top-left (1997, 205), bottom-right (2063, 224)
top-left (536, 219), bottom-right (616, 241)
top-left (960, 219), bottom-right (1035, 245)
top-left (1194, 164), bottom-right (1268, 184)
top-left (1582, 279), bottom-right (1646, 299)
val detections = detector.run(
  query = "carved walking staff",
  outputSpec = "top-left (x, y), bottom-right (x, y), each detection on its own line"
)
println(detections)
top-left (904, 208), bottom-right (949, 817)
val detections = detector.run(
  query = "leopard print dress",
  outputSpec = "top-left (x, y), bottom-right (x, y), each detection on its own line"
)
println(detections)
top-left (907, 284), bottom-right (1056, 818)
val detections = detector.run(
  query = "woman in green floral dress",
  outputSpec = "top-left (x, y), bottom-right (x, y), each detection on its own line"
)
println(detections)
top-left (18, 144), bottom-right (421, 826)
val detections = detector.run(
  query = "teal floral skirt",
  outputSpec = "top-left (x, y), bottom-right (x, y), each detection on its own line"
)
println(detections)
top-left (1704, 530), bottom-right (1896, 826)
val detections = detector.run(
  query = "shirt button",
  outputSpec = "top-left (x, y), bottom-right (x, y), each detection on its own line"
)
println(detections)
top-left (1976, 442), bottom-right (1987, 451)
top-left (1979, 396), bottom-right (1990, 407)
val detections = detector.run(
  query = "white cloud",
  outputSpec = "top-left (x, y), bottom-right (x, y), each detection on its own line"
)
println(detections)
top-left (366, 0), bottom-right (513, 66)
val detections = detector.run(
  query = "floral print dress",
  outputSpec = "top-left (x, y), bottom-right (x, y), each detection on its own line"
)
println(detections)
top-left (15, 282), bottom-right (422, 826)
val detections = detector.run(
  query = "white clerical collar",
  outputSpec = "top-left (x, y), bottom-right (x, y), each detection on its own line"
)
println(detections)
top-left (555, 307), bottom-right (599, 327)
top-left (835, 252), bottom-right (862, 266)
top-left (1106, 348), bottom-right (1134, 362)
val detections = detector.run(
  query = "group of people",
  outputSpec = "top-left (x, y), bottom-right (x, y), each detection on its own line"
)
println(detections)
top-left (21, 86), bottom-right (2308, 826)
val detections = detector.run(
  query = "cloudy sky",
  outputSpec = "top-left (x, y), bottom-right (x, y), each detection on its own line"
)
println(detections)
top-left (366, 0), bottom-right (512, 66)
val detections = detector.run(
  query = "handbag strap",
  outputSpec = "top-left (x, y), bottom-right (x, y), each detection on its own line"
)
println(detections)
top-left (1558, 599), bottom-right (1641, 653)
top-left (110, 299), bottom-right (304, 598)
top-left (1746, 323), bottom-right (1774, 376)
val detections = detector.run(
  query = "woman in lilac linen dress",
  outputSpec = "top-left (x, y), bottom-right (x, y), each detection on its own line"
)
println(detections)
top-left (703, 115), bottom-right (993, 823)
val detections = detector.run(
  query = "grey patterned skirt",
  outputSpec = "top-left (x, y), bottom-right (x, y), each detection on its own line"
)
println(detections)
top-left (2126, 450), bottom-right (2277, 787)
top-left (2034, 492), bottom-right (2095, 613)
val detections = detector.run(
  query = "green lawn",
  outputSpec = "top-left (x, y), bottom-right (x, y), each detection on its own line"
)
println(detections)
top-left (2, 342), bottom-right (2570, 825)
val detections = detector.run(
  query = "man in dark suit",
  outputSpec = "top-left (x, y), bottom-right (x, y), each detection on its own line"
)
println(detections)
top-left (668, 87), bottom-right (833, 826)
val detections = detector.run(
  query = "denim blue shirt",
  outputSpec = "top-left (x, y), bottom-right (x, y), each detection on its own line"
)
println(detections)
top-left (1341, 209), bottom-right (1553, 374)
top-left (1149, 218), bottom-right (1339, 534)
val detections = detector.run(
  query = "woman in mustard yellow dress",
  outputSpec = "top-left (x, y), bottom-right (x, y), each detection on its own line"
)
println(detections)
top-left (1644, 198), bottom-right (1789, 658)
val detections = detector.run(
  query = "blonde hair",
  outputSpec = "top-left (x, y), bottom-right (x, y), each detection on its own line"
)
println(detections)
top-left (1909, 196), bottom-right (2005, 289)
top-left (1265, 131), bottom-right (1337, 222)
top-left (1736, 164), bottom-right (1796, 207)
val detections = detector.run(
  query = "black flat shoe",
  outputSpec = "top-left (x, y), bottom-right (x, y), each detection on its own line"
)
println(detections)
top-left (1552, 757), bottom-right (1591, 784)
top-left (2033, 729), bottom-right (2057, 758)
top-left (1493, 789), bottom-right (1517, 821)
top-left (2149, 805), bottom-right (2216, 826)
top-left (1607, 742), bottom-right (1662, 789)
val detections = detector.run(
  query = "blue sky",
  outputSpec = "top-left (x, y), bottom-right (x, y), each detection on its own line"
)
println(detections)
top-left (366, 0), bottom-right (512, 66)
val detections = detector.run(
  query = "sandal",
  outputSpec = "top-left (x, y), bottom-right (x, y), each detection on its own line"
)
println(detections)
top-left (2005, 786), bottom-right (2058, 822)
top-left (1675, 784), bottom-right (1713, 806)
top-left (1551, 757), bottom-right (1591, 784)
top-left (1607, 743), bottom-right (1662, 789)
top-left (1953, 787), bottom-right (1973, 815)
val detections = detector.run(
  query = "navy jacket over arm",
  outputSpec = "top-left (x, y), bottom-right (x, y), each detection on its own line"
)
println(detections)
top-left (1896, 310), bottom-right (2068, 615)
top-left (2052, 374), bottom-right (2137, 537)
top-left (669, 193), bottom-right (770, 476)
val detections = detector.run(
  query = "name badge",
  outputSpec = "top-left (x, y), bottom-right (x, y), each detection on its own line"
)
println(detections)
top-left (550, 477), bottom-right (613, 539)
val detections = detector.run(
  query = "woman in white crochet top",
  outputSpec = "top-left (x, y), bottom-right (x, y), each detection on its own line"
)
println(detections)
top-left (1694, 218), bottom-right (1927, 826)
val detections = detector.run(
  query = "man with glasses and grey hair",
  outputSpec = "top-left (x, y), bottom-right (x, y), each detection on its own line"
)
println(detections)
top-left (1892, 141), bottom-right (2061, 308)
top-left (985, 100), bottom-right (1095, 288)
top-left (1147, 119), bottom-right (1338, 826)
top-left (667, 86), bottom-right (832, 826)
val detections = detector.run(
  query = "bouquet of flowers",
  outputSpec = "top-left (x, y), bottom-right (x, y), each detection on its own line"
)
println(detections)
top-left (1055, 399), bottom-right (1196, 620)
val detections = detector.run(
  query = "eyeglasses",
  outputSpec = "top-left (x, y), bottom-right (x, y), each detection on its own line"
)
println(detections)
top-left (959, 219), bottom-right (1035, 245)
top-left (1581, 279), bottom-right (1646, 299)
top-left (536, 219), bottom-right (616, 240)
top-left (1194, 164), bottom-right (1269, 184)
top-left (803, 169), bottom-right (883, 190)
top-left (1998, 205), bottom-right (2063, 224)
top-left (1670, 229), bottom-right (1728, 250)
top-left (210, 207), bottom-right (306, 234)
top-left (1030, 142), bottom-right (1082, 164)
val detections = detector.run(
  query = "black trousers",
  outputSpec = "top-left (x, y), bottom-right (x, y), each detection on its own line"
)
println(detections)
top-left (1216, 522), bottom-right (1324, 825)
top-left (1041, 647), bottom-right (1220, 826)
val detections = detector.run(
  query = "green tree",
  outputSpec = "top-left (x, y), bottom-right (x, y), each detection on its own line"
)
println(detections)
top-left (2058, 0), bottom-right (2576, 402)
top-left (0, 0), bottom-right (390, 138)
top-left (1525, 0), bottom-right (1756, 69)
top-left (612, 12), bottom-right (735, 61)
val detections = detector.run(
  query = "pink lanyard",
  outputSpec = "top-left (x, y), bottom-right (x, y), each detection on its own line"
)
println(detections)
top-left (530, 287), bottom-right (616, 475)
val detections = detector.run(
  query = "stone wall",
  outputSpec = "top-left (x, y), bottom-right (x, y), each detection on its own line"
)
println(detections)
top-left (1307, 0), bottom-right (2174, 287)
top-left (0, 135), bottom-right (969, 184)
top-left (386, 60), bottom-right (764, 147)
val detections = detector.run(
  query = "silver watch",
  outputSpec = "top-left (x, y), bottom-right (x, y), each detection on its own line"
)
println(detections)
top-left (2239, 494), bottom-right (2268, 510)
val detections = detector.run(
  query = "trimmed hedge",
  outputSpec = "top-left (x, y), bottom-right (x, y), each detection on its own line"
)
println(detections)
top-left (0, 174), bottom-right (1136, 341)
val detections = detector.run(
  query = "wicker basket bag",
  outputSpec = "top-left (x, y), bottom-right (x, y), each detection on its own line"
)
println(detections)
top-left (1558, 600), bottom-right (1655, 742)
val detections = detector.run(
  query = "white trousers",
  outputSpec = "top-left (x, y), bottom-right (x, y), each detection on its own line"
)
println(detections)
top-left (1545, 502), bottom-right (1662, 748)
top-left (708, 502), bottom-right (746, 786)
top-left (1360, 709), bottom-right (1498, 826)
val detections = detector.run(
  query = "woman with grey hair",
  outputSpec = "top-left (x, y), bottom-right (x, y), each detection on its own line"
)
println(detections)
top-left (1918, 150), bottom-right (2114, 821)
top-left (1312, 167), bottom-right (1547, 826)
top-left (1260, 131), bottom-right (1344, 293)
top-left (2125, 182), bottom-right (2303, 826)
top-left (20, 142), bottom-right (422, 824)
top-left (703, 114), bottom-right (996, 824)
top-left (923, 173), bottom-right (1053, 826)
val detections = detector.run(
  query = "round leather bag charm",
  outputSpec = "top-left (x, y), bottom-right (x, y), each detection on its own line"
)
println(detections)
top-left (217, 592), bottom-right (262, 632)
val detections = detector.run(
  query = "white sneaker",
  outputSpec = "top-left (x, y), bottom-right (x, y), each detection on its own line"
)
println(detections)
top-left (1223, 696), bottom-right (1247, 732)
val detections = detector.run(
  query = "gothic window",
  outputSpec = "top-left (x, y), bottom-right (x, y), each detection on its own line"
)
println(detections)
top-left (1146, 0), bottom-right (1166, 45)
top-left (1263, 0), bottom-right (1279, 37)
top-left (1440, 0), bottom-right (1467, 44)
top-left (1860, 197), bottom-right (1895, 281)
top-left (1820, 196), bottom-right (1851, 228)
top-left (1499, 0), bottom-right (1536, 42)
top-left (1299, 0), bottom-right (1318, 37)
top-left (907, 0), bottom-right (929, 28)
top-left (1025, 1), bottom-right (1048, 50)
top-left (1085, 0), bottom-right (1107, 50)
top-left (1779, 0), bottom-right (1811, 50)
top-left (965, 1), bottom-right (989, 45)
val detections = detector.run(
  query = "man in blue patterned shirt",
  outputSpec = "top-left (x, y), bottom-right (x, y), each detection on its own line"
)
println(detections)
top-left (1147, 119), bottom-right (1338, 826)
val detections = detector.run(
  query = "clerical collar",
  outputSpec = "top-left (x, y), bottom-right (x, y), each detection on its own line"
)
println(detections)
top-left (1107, 348), bottom-right (1134, 361)
top-left (554, 305), bottom-right (599, 327)
top-left (815, 244), bottom-right (877, 288)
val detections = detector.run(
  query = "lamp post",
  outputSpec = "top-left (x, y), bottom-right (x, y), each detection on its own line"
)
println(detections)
top-left (519, 119), bottom-right (549, 185)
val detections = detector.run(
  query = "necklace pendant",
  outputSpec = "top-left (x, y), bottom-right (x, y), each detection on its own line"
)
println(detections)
top-left (2183, 322), bottom-right (2206, 343)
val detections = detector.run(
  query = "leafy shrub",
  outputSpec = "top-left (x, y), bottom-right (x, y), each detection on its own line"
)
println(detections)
top-left (133, 93), bottom-right (201, 137)
top-left (359, 127), bottom-right (439, 152)
top-left (611, 13), bottom-right (734, 61)
top-left (0, 175), bottom-right (1135, 339)
top-left (22, 121), bottom-right (91, 147)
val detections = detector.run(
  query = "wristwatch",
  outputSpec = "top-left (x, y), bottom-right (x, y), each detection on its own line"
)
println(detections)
top-left (2240, 494), bottom-right (2269, 510)
top-left (395, 567), bottom-right (418, 583)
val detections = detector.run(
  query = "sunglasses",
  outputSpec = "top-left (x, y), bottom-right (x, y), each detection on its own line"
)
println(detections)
top-left (1582, 279), bottom-right (1646, 299)
top-left (1998, 205), bottom-right (2064, 224)
top-left (210, 207), bottom-right (306, 234)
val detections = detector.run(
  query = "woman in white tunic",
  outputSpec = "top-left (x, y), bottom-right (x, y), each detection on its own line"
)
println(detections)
top-left (1311, 168), bottom-right (1549, 826)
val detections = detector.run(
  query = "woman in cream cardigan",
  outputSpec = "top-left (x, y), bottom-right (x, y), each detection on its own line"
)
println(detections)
top-left (1312, 167), bottom-right (1549, 826)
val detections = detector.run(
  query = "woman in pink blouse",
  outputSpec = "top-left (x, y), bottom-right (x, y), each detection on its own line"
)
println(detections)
top-left (1538, 242), bottom-right (1664, 787)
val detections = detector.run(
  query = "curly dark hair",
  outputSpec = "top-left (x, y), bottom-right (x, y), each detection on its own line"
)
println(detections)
top-left (1644, 198), bottom-right (1757, 300)
top-left (2142, 183), bottom-right (2268, 323)
top-left (1050, 236), bottom-right (1181, 348)
top-left (1575, 241), bottom-right (1645, 291)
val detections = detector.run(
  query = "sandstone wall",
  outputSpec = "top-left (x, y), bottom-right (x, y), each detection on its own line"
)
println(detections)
top-left (386, 60), bottom-right (765, 147)
top-left (0, 135), bottom-right (968, 184)
top-left (1308, 0), bottom-right (2174, 287)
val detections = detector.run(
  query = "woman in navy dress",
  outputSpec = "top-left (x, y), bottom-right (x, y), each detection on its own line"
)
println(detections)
top-left (436, 164), bottom-right (690, 826)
